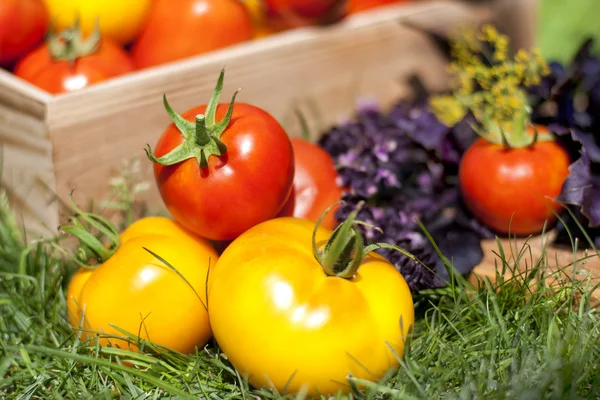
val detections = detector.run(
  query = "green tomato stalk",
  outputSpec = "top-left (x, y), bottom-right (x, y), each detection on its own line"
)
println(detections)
top-left (145, 69), bottom-right (240, 169)
top-left (47, 17), bottom-right (101, 63)
top-left (429, 24), bottom-right (553, 149)
top-left (311, 202), bottom-right (428, 279)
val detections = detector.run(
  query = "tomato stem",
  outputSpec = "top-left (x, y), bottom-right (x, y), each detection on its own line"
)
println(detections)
top-left (145, 69), bottom-right (240, 169)
top-left (195, 115), bottom-right (210, 146)
top-left (47, 17), bottom-right (101, 63)
top-left (313, 202), bottom-right (425, 280)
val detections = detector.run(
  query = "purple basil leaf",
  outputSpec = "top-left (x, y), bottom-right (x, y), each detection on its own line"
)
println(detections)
top-left (556, 149), bottom-right (600, 227)
top-left (557, 151), bottom-right (591, 205)
top-left (431, 226), bottom-right (484, 278)
top-left (571, 129), bottom-right (600, 161)
top-left (582, 177), bottom-right (600, 227)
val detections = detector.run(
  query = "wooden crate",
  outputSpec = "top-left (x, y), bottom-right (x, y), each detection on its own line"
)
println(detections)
top-left (1, 0), bottom-right (497, 236)
top-left (1, 0), bottom-right (598, 296)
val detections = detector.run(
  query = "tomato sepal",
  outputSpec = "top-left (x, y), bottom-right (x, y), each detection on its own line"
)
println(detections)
top-left (47, 18), bottom-right (102, 63)
top-left (471, 108), bottom-right (556, 150)
top-left (313, 201), bottom-right (424, 280)
top-left (145, 69), bottom-right (240, 168)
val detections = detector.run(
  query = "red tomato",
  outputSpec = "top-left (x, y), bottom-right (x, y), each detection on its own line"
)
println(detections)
top-left (459, 125), bottom-right (570, 235)
top-left (263, 0), bottom-right (345, 28)
top-left (277, 138), bottom-right (344, 230)
top-left (0, 0), bottom-right (48, 65)
top-left (347, 0), bottom-right (406, 14)
top-left (147, 70), bottom-right (295, 241)
top-left (14, 27), bottom-right (134, 94)
top-left (131, 0), bottom-right (254, 69)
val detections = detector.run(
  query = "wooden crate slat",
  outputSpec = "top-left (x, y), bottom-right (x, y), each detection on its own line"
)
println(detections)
top-left (0, 101), bottom-right (57, 236)
top-left (46, 0), bottom-right (492, 221)
top-left (0, 69), bottom-right (51, 117)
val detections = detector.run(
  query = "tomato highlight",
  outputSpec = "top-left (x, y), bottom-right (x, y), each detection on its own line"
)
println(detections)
top-left (14, 21), bottom-right (134, 94)
top-left (131, 0), bottom-right (253, 69)
top-left (64, 206), bottom-right (217, 354)
top-left (208, 204), bottom-right (415, 396)
top-left (146, 69), bottom-right (295, 241)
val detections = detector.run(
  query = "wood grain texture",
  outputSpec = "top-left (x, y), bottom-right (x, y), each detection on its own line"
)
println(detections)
top-left (0, 95), bottom-right (58, 237)
top-left (0, 69), bottom-right (51, 117)
top-left (45, 0), bottom-right (492, 221)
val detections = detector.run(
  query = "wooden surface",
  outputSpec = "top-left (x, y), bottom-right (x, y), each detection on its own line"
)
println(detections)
top-left (471, 235), bottom-right (600, 306)
top-left (0, 71), bottom-right (57, 235)
top-left (44, 0), bottom-right (492, 230)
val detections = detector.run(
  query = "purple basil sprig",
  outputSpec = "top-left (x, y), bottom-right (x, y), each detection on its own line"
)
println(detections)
top-left (318, 91), bottom-right (491, 292)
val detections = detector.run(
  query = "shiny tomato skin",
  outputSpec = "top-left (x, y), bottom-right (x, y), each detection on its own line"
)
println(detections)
top-left (242, 0), bottom-right (280, 38)
top-left (263, 0), bottom-right (346, 30)
top-left (347, 0), bottom-right (405, 14)
top-left (459, 128), bottom-right (570, 235)
top-left (264, 0), bottom-right (339, 19)
top-left (43, 0), bottom-right (151, 46)
top-left (66, 267), bottom-right (94, 328)
top-left (277, 138), bottom-right (343, 230)
top-left (153, 102), bottom-right (295, 241)
top-left (208, 217), bottom-right (415, 396)
top-left (132, 0), bottom-right (253, 69)
top-left (0, 0), bottom-right (48, 65)
top-left (14, 40), bottom-right (134, 94)
top-left (67, 217), bottom-right (217, 353)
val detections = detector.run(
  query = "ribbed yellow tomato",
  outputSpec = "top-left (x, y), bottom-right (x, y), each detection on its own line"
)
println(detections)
top-left (67, 216), bottom-right (217, 354)
top-left (208, 216), bottom-right (415, 396)
top-left (43, 0), bottom-right (151, 45)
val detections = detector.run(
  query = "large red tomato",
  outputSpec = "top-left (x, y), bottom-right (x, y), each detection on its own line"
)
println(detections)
top-left (0, 0), bottom-right (48, 65)
top-left (277, 138), bottom-right (344, 230)
top-left (146, 70), bottom-right (295, 241)
top-left (14, 26), bottom-right (134, 94)
top-left (131, 0), bottom-right (254, 69)
top-left (459, 125), bottom-right (570, 235)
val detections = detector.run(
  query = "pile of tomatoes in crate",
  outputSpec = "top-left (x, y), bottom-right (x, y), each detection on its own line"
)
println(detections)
top-left (0, 0), bottom-right (410, 95)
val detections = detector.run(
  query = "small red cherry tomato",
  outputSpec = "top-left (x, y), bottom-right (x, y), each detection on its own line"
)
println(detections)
top-left (14, 23), bottom-right (133, 94)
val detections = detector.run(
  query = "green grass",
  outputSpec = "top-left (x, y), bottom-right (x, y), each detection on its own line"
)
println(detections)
top-left (1, 179), bottom-right (600, 399)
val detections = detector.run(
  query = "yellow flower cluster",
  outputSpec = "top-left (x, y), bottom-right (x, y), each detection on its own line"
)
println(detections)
top-left (430, 24), bottom-right (550, 133)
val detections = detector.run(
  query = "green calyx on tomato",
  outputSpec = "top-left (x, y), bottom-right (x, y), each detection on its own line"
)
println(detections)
top-left (145, 69), bottom-right (240, 169)
top-left (429, 24), bottom-right (553, 149)
top-left (313, 202), bottom-right (423, 279)
top-left (47, 19), bottom-right (102, 63)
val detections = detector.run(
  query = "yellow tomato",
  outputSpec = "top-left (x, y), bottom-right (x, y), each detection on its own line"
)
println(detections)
top-left (66, 267), bottom-right (94, 328)
top-left (66, 216), bottom-right (217, 354)
top-left (240, 0), bottom-right (279, 39)
top-left (44, 0), bottom-right (152, 45)
top-left (208, 216), bottom-right (415, 396)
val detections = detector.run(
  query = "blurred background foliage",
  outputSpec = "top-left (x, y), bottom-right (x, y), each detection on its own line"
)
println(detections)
top-left (537, 0), bottom-right (600, 63)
